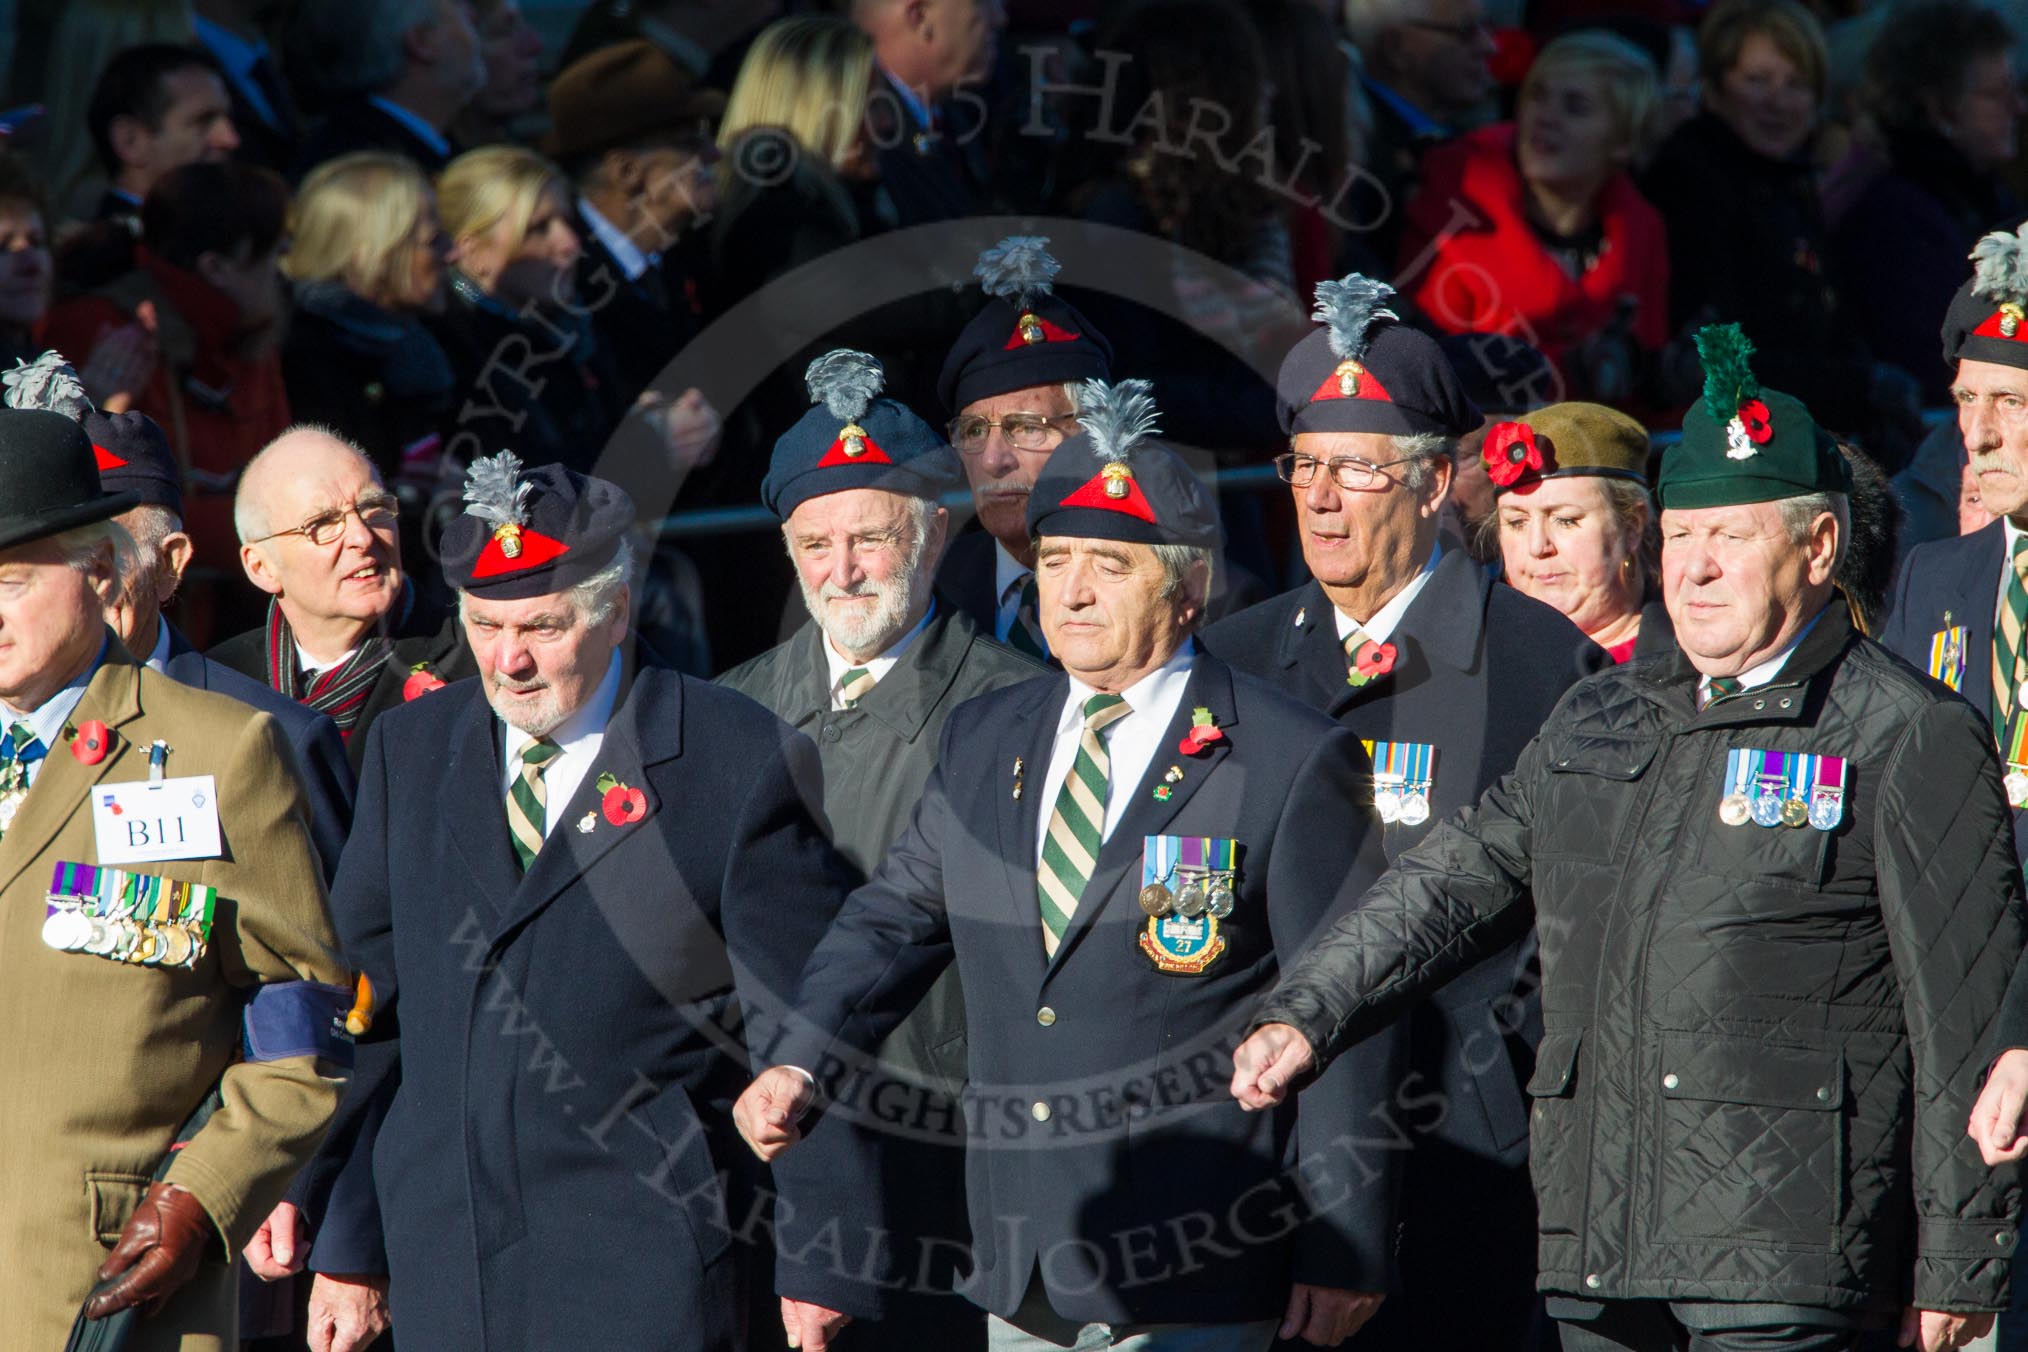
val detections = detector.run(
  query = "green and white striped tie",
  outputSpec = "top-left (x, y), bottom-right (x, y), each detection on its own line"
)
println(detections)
top-left (1007, 574), bottom-right (1048, 661)
top-left (1997, 538), bottom-right (2028, 742)
top-left (838, 667), bottom-right (877, 708)
top-left (506, 737), bottom-right (561, 871)
top-left (1037, 693), bottom-right (1131, 957)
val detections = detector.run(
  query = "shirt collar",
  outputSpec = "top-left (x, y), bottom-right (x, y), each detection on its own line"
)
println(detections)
top-left (144, 620), bottom-right (173, 675)
top-left (2006, 516), bottom-right (2026, 554)
top-left (879, 65), bottom-right (934, 131)
top-left (577, 196), bottom-right (653, 282)
top-left (1333, 544), bottom-right (1442, 645)
top-left (1361, 75), bottom-right (1447, 138)
top-left (994, 541), bottom-right (1031, 603)
top-left (367, 96), bottom-right (451, 159)
top-left (1699, 608), bottom-right (1823, 696)
top-left (1059, 639), bottom-right (1196, 734)
top-left (2, 635), bottom-right (107, 750)
top-left (823, 605), bottom-right (933, 696)
top-left (502, 649), bottom-right (623, 764)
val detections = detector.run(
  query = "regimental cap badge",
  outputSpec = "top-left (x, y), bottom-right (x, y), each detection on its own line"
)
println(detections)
top-left (1695, 323), bottom-right (1773, 461)
top-left (462, 450), bottom-right (567, 576)
top-left (1973, 224), bottom-right (2028, 340)
top-left (1310, 275), bottom-right (1398, 405)
top-left (805, 349), bottom-right (894, 466)
top-left (1058, 378), bottom-right (1161, 522)
top-left (977, 236), bottom-right (1081, 349)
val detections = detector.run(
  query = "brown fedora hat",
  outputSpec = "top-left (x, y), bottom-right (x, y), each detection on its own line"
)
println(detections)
top-left (541, 40), bottom-right (727, 164)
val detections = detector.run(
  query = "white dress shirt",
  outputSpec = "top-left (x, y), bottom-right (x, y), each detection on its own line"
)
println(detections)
top-left (296, 642), bottom-right (358, 681)
top-left (577, 196), bottom-right (654, 283)
top-left (1332, 544), bottom-right (1440, 646)
top-left (1032, 641), bottom-right (1195, 862)
top-left (822, 608), bottom-right (931, 710)
top-left (498, 653), bottom-right (623, 838)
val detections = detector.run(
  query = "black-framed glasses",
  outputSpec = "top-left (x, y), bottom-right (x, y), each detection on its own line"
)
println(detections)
top-left (947, 412), bottom-right (1069, 453)
top-left (1274, 451), bottom-right (1413, 493)
top-left (246, 491), bottom-right (401, 547)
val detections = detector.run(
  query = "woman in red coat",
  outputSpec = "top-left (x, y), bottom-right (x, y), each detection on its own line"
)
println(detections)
top-left (1399, 31), bottom-right (1668, 402)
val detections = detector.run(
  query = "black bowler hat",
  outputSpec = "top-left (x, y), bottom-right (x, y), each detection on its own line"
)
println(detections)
top-left (1943, 223), bottom-right (2028, 373)
top-left (0, 407), bottom-right (140, 551)
top-left (1277, 275), bottom-right (1479, 438)
top-left (1026, 379), bottom-right (1221, 549)
top-left (762, 350), bottom-right (956, 520)
top-left (937, 236), bottom-right (1114, 414)
top-left (0, 350), bottom-right (182, 515)
top-left (441, 452), bottom-right (635, 600)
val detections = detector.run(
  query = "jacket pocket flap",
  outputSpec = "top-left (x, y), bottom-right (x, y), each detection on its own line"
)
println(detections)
top-left (1656, 1035), bottom-right (1841, 1110)
top-left (1527, 1028), bottom-right (1582, 1097)
top-left (1543, 736), bottom-right (1657, 782)
top-left (86, 1171), bottom-right (152, 1245)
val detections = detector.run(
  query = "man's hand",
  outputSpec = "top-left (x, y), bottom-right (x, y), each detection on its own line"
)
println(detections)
top-left (307, 1272), bottom-right (391, 1352)
top-left (1897, 1306), bottom-right (1993, 1350)
top-left (1969, 1049), bottom-right (2028, 1164)
top-left (781, 1296), bottom-right (851, 1350)
top-left (84, 1182), bottom-right (213, 1319)
top-left (734, 1066), bottom-right (817, 1160)
top-left (1281, 1284), bottom-right (1384, 1346)
top-left (1231, 1023), bottom-right (1316, 1111)
top-left (244, 1200), bottom-right (308, 1280)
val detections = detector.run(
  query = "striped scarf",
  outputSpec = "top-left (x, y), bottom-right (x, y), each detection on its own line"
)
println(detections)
top-left (263, 601), bottom-right (394, 738)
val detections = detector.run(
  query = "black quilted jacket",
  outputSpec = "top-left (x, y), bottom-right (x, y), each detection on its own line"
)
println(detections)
top-left (1261, 603), bottom-right (2024, 1315)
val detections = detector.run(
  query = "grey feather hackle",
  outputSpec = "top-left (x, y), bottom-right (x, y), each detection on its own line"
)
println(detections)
top-left (1077, 378), bottom-right (1160, 465)
top-left (1, 350), bottom-right (94, 419)
top-left (805, 349), bottom-right (884, 422)
top-left (462, 451), bottom-right (532, 528)
top-left (1312, 276), bottom-right (1398, 361)
top-left (1972, 225), bottom-right (2028, 304)
top-left (975, 236), bottom-right (1060, 308)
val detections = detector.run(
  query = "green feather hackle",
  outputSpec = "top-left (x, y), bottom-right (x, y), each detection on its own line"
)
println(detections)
top-left (1695, 323), bottom-right (1759, 421)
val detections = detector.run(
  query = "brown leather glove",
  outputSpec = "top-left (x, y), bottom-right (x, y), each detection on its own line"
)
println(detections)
top-left (84, 1182), bottom-right (214, 1320)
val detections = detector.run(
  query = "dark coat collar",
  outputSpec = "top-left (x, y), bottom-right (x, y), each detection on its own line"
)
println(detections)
top-left (1643, 597), bottom-right (1857, 727)
top-left (777, 607), bottom-right (985, 744)
top-left (1277, 548), bottom-right (1492, 712)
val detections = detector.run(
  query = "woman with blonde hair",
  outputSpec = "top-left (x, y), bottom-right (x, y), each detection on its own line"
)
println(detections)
top-left (705, 15), bottom-right (877, 316)
top-left (281, 151), bottom-right (454, 486)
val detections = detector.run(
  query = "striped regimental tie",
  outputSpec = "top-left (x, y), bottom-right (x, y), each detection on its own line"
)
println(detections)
top-left (838, 667), bottom-right (877, 708)
top-left (1702, 675), bottom-right (1743, 711)
top-left (1997, 537), bottom-right (2028, 742)
top-left (506, 737), bottom-right (562, 871)
top-left (1006, 573), bottom-right (1048, 662)
top-left (1036, 693), bottom-right (1131, 957)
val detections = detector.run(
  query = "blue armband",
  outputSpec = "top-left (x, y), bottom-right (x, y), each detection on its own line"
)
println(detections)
top-left (243, 980), bottom-right (356, 1068)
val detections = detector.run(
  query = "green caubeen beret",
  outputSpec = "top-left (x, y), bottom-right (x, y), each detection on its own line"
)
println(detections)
top-left (1656, 323), bottom-right (1851, 510)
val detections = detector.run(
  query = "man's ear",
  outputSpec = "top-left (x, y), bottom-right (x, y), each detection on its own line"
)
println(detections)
top-left (925, 505), bottom-right (951, 562)
top-left (156, 530), bottom-right (195, 603)
top-left (240, 541), bottom-right (285, 598)
top-left (1421, 453), bottom-right (1457, 516)
top-left (107, 114), bottom-right (150, 171)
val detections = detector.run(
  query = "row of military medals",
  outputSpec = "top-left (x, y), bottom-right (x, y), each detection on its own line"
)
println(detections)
top-left (1718, 749), bottom-right (1846, 831)
top-left (1139, 837), bottom-right (1237, 919)
top-left (1369, 741), bottom-right (1434, 826)
top-left (42, 861), bottom-right (216, 968)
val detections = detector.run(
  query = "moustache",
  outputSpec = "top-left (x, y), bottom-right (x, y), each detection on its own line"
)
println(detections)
top-left (491, 674), bottom-right (549, 693)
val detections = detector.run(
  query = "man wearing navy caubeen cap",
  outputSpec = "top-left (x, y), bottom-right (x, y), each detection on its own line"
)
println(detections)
top-left (936, 237), bottom-right (1115, 662)
top-left (736, 380), bottom-right (1402, 1351)
top-left (721, 350), bottom-right (1039, 1352)
top-left (1206, 278), bottom-right (1600, 1352)
top-left (304, 452), bottom-right (879, 1350)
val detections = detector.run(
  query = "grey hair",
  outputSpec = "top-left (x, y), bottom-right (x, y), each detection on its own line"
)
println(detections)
top-left (1151, 542), bottom-right (1216, 617)
top-left (1777, 491), bottom-right (1849, 566)
top-left (777, 494), bottom-right (940, 562)
top-left (1392, 432), bottom-right (1455, 493)
top-left (289, 0), bottom-right (439, 99)
top-left (1060, 382), bottom-right (1084, 415)
top-left (234, 424), bottom-right (379, 544)
top-left (567, 537), bottom-right (636, 628)
top-left (45, 521), bottom-right (123, 573)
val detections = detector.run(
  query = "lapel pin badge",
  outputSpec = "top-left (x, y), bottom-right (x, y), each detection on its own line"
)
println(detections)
top-left (576, 812), bottom-right (597, 834)
top-left (1012, 756), bottom-right (1024, 801)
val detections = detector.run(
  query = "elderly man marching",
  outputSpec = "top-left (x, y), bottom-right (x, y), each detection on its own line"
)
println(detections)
top-left (735, 380), bottom-right (1404, 1351)
top-left (1231, 326), bottom-right (2025, 1352)
top-left (302, 453), bottom-right (878, 1351)
top-left (721, 350), bottom-right (1041, 1350)
top-left (0, 407), bottom-right (352, 1348)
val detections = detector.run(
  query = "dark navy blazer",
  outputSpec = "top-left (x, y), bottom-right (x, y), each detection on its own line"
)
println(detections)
top-left (320, 666), bottom-right (878, 1350)
top-left (1203, 551), bottom-right (1609, 1165)
top-left (777, 652), bottom-right (1400, 1327)
top-left (1880, 521), bottom-right (2025, 861)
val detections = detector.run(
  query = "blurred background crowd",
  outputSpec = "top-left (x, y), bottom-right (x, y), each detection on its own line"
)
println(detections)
top-left (0, 0), bottom-right (2008, 672)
